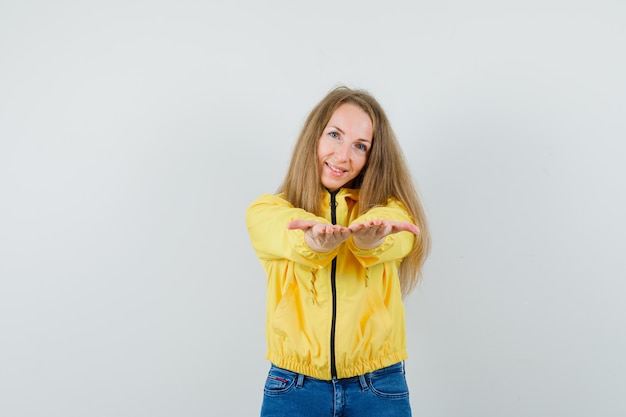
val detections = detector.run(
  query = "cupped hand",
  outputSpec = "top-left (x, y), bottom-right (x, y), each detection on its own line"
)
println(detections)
top-left (349, 220), bottom-right (420, 250)
top-left (287, 219), bottom-right (351, 252)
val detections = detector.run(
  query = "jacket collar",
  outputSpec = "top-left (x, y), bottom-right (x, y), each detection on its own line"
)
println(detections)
top-left (324, 187), bottom-right (359, 203)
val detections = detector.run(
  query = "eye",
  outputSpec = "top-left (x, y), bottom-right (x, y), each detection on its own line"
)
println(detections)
top-left (328, 131), bottom-right (340, 139)
top-left (355, 143), bottom-right (368, 152)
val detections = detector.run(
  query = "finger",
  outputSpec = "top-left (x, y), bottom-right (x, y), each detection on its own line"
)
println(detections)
top-left (287, 219), bottom-right (316, 231)
top-left (351, 221), bottom-right (384, 234)
top-left (308, 223), bottom-right (329, 237)
top-left (390, 221), bottom-right (420, 235)
top-left (337, 228), bottom-right (352, 241)
top-left (348, 222), bottom-right (371, 233)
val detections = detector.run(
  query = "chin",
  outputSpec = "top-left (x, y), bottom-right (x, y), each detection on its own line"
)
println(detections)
top-left (323, 180), bottom-right (353, 191)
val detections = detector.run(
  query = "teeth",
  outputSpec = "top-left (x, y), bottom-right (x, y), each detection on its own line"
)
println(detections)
top-left (328, 163), bottom-right (343, 173)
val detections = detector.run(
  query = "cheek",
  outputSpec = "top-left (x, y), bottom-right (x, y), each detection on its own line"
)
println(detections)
top-left (316, 141), bottom-right (325, 159)
top-left (354, 153), bottom-right (368, 172)
top-left (317, 142), bottom-right (335, 165)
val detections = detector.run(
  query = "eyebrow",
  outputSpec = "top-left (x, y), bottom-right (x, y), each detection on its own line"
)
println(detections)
top-left (327, 126), bottom-right (372, 143)
top-left (328, 126), bottom-right (345, 134)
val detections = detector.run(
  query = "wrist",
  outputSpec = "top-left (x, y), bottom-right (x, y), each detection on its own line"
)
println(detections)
top-left (352, 237), bottom-right (384, 250)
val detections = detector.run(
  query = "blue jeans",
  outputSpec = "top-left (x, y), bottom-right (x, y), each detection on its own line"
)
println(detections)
top-left (260, 362), bottom-right (412, 417)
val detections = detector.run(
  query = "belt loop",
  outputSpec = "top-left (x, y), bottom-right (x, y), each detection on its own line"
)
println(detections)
top-left (358, 374), bottom-right (368, 391)
top-left (296, 373), bottom-right (305, 388)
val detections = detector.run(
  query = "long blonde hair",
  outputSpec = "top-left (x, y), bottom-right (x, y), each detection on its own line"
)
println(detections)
top-left (278, 86), bottom-right (430, 294)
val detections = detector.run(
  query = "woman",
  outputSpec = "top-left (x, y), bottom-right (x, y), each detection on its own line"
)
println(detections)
top-left (246, 86), bottom-right (430, 417)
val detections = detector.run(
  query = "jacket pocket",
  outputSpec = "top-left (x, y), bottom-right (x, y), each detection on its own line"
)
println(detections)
top-left (362, 289), bottom-right (393, 347)
top-left (271, 283), bottom-right (296, 339)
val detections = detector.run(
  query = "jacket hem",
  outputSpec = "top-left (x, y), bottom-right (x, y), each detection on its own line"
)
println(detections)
top-left (267, 350), bottom-right (408, 380)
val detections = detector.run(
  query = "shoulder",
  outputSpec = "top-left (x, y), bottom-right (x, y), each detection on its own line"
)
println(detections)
top-left (248, 193), bottom-right (292, 207)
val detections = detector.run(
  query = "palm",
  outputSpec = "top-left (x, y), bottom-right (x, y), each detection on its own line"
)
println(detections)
top-left (349, 220), bottom-right (419, 250)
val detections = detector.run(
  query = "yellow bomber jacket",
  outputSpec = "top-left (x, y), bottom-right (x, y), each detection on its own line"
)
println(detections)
top-left (245, 188), bottom-right (416, 380)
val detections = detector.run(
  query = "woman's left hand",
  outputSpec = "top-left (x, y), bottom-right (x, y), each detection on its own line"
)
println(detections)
top-left (349, 220), bottom-right (419, 250)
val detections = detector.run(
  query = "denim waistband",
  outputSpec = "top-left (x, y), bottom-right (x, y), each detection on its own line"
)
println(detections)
top-left (269, 361), bottom-right (405, 387)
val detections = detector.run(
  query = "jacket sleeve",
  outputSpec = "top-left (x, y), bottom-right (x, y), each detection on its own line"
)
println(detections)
top-left (345, 198), bottom-right (416, 267)
top-left (246, 193), bottom-right (339, 268)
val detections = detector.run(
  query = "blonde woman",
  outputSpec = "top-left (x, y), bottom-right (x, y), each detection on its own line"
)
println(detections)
top-left (246, 86), bottom-right (430, 417)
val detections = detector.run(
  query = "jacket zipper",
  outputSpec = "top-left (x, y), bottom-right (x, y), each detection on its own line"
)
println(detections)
top-left (329, 190), bottom-right (338, 379)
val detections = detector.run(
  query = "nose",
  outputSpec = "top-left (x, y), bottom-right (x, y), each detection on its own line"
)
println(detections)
top-left (334, 141), bottom-right (350, 162)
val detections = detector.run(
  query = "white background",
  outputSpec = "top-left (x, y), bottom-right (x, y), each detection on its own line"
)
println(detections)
top-left (1, 1), bottom-right (625, 416)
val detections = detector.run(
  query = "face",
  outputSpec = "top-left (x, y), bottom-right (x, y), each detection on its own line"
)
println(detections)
top-left (317, 103), bottom-right (373, 191)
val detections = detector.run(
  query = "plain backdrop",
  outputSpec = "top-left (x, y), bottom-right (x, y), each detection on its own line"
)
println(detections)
top-left (1, 1), bottom-right (625, 416)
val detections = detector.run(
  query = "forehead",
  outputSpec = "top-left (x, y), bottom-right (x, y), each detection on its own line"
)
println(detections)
top-left (326, 103), bottom-right (373, 138)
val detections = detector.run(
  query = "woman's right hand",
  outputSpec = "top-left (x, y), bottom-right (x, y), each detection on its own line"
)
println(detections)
top-left (287, 220), bottom-right (351, 253)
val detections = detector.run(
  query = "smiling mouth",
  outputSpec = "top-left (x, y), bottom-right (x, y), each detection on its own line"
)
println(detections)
top-left (326, 162), bottom-right (346, 173)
